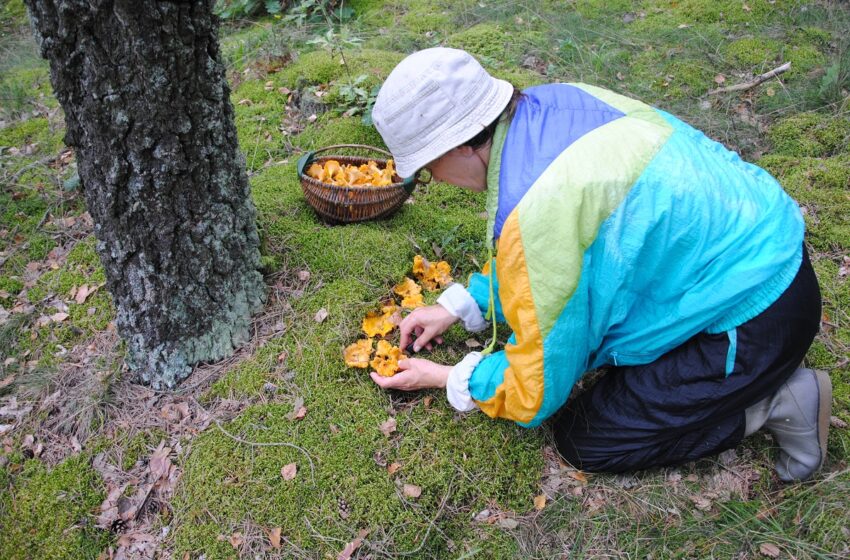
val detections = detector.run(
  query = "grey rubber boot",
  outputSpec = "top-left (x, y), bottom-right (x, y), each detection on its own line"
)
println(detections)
top-left (744, 368), bottom-right (832, 482)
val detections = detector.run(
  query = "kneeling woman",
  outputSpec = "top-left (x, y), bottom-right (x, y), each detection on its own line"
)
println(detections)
top-left (369, 48), bottom-right (829, 481)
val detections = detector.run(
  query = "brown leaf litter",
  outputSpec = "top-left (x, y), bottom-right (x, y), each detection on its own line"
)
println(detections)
top-left (3, 267), bottom-right (312, 559)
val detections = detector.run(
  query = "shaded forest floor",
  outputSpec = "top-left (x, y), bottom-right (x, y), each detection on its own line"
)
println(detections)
top-left (1, 0), bottom-right (850, 558)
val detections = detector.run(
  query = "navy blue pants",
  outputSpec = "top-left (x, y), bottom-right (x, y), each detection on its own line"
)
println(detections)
top-left (553, 246), bottom-right (821, 473)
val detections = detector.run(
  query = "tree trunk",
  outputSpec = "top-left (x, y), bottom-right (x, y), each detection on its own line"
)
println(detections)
top-left (25, 0), bottom-right (266, 388)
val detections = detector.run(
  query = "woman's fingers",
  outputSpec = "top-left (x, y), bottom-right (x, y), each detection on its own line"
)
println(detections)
top-left (370, 369), bottom-right (417, 391)
top-left (399, 318), bottom-right (421, 350)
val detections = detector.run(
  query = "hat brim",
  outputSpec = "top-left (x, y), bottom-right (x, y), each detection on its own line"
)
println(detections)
top-left (394, 78), bottom-right (514, 179)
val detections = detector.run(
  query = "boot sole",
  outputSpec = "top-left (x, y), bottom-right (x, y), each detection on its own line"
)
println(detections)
top-left (813, 369), bottom-right (832, 473)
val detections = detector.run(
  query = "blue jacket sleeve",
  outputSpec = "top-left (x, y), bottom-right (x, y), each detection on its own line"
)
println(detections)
top-left (466, 258), bottom-right (506, 323)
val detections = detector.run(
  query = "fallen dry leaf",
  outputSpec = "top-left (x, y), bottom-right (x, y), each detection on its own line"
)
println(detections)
top-left (498, 517), bottom-right (519, 530)
top-left (117, 532), bottom-right (156, 548)
top-left (293, 406), bottom-right (307, 420)
top-left (465, 338), bottom-right (482, 348)
top-left (831, 416), bottom-right (848, 429)
top-left (74, 284), bottom-right (96, 305)
top-left (387, 462), bottom-right (401, 475)
top-left (0, 374), bottom-right (14, 390)
top-left (337, 529), bottom-right (369, 560)
top-left (714, 74), bottom-right (726, 84)
top-left (229, 532), bottom-right (244, 549)
top-left (281, 463), bottom-right (297, 480)
top-left (567, 470), bottom-right (588, 484)
top-left (759, 542), bottom-right (780, 557)
top-left (314, 308), bottom-right (329, 323)
top-left (473, 509), bottom-right (491, 522)
top-left (423, 395), bottom-right (433, 408)
top-left (149, 443), bottom-right (172, 480)
top-left (690, 495), bottom-right (712, 511)
top-left (286, 397), bottom-right (305, 421)
top-left (50, 312), bottom-right (69, 323)
top-left (533, 494), bottom-right (547, 510)
top-left (268, 527), bottom-right (282, 549)
top-left (379, 417), bottom-right (397, 437)
top-left (402, 483), bottom-right (422, 498)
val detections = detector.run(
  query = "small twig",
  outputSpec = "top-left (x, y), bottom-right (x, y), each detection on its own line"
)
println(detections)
top-left (7, 153), bottom-right (59, 184)
top-left (708, 61), bottom-right (791, 95)
top-left (189, 396), bottom-right (316, 484)
top-left (390, 479), bottom-right (453, 557)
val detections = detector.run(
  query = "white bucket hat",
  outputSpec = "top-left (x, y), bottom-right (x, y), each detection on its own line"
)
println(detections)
top-left (372, 47), bottom-right (514, 178)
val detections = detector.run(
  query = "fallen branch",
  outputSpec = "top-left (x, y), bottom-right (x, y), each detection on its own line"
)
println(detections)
top-left (708, 61), bottom-right (791, 95)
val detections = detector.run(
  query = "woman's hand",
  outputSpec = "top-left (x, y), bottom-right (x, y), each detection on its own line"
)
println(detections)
top-left (370, 358), bottom-right (451, 391)
top-left (399, 304), bottom-right (458, 353)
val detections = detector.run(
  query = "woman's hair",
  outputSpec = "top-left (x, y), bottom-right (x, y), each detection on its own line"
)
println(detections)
top-left (464, 87), bottom-right (525, 149)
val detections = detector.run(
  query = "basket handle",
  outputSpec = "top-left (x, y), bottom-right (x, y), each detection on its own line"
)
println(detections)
top-left (296, 144), bottom-right (423, 193)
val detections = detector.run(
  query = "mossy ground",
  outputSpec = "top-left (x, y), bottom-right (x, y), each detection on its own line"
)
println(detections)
top-left (1, 0), bottom-right (849, 558)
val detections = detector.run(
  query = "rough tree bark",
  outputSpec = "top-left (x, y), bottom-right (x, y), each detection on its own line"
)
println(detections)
top-left (25, 0), bottom-right (266, 388)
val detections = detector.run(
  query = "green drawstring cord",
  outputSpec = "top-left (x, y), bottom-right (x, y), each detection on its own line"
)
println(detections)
top-left (481, 247), bottom-right (498, 356)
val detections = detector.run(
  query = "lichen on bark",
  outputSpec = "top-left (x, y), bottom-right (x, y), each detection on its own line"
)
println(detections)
top-left (25, 0), bottom-right (266, 388)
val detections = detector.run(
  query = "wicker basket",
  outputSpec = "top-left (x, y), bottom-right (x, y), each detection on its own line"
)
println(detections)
top-left (297, 144), bottom-right (419, 224)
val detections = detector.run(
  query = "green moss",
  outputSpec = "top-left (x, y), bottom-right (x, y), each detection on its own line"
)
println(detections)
top-left (206, 340), bottom-right (283, 400)
top-left (446, 23), bottom-right (511, 65)
top-left (628, 48), bottom-right (715, 100)
top-left (676, 0), bottom-right (789, 25)
top-left (399, 0), bottom-right (453, 35)
top-left (25, 233), bottom-right (56, 261)
top-left (0, 189), bottom-right (48, 239)
top-left (492, 67), bottom-right (543, 90)
top-left (760, 154), bottom-right (850, 251)
top-left (28, 236), bottom-right (106, 302)
top-left (347, 0), bottom-right (387, 15)
top-left (9, 236), bottom-right (112, 367)
top-left (0, 65), bottom-right (53, 118)
top-left (0, 0), bottom-right (27, 26)
top-left (0, 455), bottom-right (111, 560)
top-left (766, 114), bottom-right (850, 157)
top-left (121, 428), bottom-right (169, 471)
top-left (782, 42), bottom-right (826, 78)
top-left (723, 37), bottom-right (781, 68)
top-left (789, 26), bottom-right (832, 49)
top-left (274, 49), bottom-right (403, 91)
top-left (177, 378), bottom-right (541, 557)
top-left (290, 114), bottom-right (386, 154)
top-left (574, 0), bottom-right (634, 20)
top-left (0, 276), bottom-right (24, 298)
top-left (0, 116), bottom-right (63, 153)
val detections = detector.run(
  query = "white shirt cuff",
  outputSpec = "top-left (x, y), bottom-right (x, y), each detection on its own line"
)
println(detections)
top-left (437, 283), bottom-right (488, 332)
top-left (446, 352), bottom-right (482, 412)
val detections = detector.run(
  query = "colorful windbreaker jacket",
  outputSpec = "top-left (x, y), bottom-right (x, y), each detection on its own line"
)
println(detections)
top-left (464, 83), bottom-right (804, 428)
